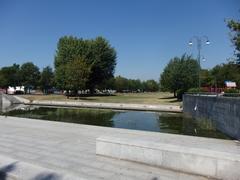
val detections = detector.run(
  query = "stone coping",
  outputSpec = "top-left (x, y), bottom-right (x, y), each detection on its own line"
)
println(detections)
top-left (25, 100), bottom-right (182, 113)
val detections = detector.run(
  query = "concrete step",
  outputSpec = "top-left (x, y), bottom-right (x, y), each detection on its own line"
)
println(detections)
top-left (96, 134), bottom-right (240, 180)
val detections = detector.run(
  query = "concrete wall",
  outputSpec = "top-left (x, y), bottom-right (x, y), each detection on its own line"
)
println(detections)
top-left (183, 94), bottom-right (240, 139)
top-left (0, 93), bottom-right (22, 112)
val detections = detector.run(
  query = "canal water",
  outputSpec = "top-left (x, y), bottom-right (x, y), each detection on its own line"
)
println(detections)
top-left (1, 106), bottom-right (230, 139)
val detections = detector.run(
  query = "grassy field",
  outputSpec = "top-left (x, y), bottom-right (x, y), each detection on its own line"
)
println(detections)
top-left (21, 92), bottom-right (181, 105)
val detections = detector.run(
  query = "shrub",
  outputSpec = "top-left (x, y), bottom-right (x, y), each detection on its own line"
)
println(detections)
top-left (224, 88), bottom-right (239, 94)
top-left (187, 87), bottom-right (208, 93)
top-left (176, 89), bottom-right (185, 100)
top-left (223, 89), bottom-right (240, 97)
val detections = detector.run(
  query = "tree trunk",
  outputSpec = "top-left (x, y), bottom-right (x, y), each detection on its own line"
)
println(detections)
top-left (174, 90), bottom-right (176, 97)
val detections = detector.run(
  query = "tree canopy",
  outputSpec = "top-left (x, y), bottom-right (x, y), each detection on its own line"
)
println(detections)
top-left (160, 55), bottom-right (198, 97)
top-left (227, 19), bottom-right (240, 64)
top-left (65, 57), bottom-right (91, 93)
top-left (210, 62), bottom-right (240, 88)
top-left (20, 62), bottom-right (40, 93)
top-left (0, 64), bottom-right (21, 90)
top-left (54, 36), bottom-right (117, 93)
top-left (39, 66), bottom-right (54, 94)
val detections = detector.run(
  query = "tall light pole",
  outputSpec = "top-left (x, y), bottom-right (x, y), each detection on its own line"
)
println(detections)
top-left (189, 36), bottom-right (210, 93)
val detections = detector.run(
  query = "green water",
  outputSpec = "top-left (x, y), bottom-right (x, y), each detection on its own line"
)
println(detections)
top-left (2, 107), bottom-right (231, 139)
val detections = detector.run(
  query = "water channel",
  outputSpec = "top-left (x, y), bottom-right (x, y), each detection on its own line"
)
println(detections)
top-left (1, 106), bottom-right (231, 139)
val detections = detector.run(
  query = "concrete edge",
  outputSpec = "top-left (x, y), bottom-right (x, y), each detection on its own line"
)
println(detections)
top-left (24, 100), bottom-right (182, 113)
top-left (96, 136), bottom-right (240, 180)
top-left (96, 136), bottom-right (240, 161)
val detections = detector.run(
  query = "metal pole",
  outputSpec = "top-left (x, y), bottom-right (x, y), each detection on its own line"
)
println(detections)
top-left (197, 38), bottom-right (201, 93)
top-left (189, 36), bottom-right (210, 94)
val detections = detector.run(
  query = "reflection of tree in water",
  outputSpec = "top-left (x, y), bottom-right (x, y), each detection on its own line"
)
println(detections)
top-left (157, 114), bottom-right (184, 135)
top-left (5, 107), bottom-right (116, 127)
top-left (157, 113), bottom-right (230, 139)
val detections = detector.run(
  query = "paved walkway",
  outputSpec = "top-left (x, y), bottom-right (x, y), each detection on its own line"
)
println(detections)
top-left (0, 116), bottom-right (213, 180)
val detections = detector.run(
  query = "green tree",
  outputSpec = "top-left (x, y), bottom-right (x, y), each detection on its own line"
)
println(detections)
top-left (144, 80), bottom-right (159, 92)
top-left (211, 63), bottom-right (240, 88)
top-left (20, 62), bottom-right (40, 93)
top-left (65, 57), bottom-right (91, 94)
top-left (87, 37), bottom-right (117, 92)
top-left (96, 77), bottom-right (116, 90)
top-left (114, 76), bottom-right (129, 92)
top-left (160, 55), bottom-right (198, 97)
top-left (54, 36), bottom-right (117, 93)
top-left (40, 66), bottom-right (54, 94)
top-left (128, 79), bottom-right (142, 92)
top-left (0, 64), bottom-right (21, 93)
top-left (227, 19), bottom-right (240, 64)
top-left (200, 69), bottom-right (214, 87)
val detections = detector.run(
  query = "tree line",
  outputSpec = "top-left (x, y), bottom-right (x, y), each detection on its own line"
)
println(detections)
top-left (0, 62), bottom-right (159, 94)
top-left (99, 76), bottom-right (159, 92)
top-left (159, 55), bottom-right (240, 99)
top-left (0, 62), bottom-right (54, 94)
top-left (0, 36), bottom-right (160, 94)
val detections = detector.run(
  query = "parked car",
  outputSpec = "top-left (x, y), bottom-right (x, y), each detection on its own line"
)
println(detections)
top-left (7, 86), bottom-right (25, 94)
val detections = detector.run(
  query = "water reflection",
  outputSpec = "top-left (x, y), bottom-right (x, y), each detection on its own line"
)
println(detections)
top-left (1, 106), bottom-right (231, 139)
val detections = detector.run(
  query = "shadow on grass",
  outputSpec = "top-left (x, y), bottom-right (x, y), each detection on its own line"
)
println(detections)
top-left (78, 97), bottom-right (97, 101)
top-left (169, 99), bottom-right (182, 103)
top-left (0, 162), bottom-right (17, 180)
top-left (158, 96), bottom-right (175, 100)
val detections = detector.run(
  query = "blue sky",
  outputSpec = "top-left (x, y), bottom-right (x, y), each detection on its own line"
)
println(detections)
top-left (0, 0), bottom-right (239, 80)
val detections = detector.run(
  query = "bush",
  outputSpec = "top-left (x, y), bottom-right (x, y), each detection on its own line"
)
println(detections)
top-left (187, 87), bottom-right (208, 93)
top-left (224, 88), bottom-right (239, 94)
top-left (223, 89), bottom-right (240, 97)
top-left (176, 89), bottom-right (185, 100)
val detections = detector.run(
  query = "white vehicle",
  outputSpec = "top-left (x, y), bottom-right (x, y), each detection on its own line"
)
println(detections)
top-left (7, 86), bottom-right (25, 94)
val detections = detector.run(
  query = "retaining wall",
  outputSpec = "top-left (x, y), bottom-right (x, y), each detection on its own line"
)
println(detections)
top-left (183, 94), bottom-right (240, 139)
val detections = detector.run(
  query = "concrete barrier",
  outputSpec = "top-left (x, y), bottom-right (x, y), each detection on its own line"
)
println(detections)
top-left (96, 134), bottom-right (240, 180)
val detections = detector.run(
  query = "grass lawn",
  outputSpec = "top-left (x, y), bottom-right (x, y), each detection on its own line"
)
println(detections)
top-left (20, 92), bottom-right (181, 105)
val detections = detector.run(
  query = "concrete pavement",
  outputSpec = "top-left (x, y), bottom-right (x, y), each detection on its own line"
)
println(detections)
top-left (0, 116), bottom-right (214, 180)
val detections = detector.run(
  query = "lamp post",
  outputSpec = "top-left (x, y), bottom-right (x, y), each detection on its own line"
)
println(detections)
top-left (189, 36), bottom-right (210, 93)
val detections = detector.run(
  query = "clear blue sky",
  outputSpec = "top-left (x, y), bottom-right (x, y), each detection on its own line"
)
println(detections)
top-left (0, 0), bottom-right (239, 80)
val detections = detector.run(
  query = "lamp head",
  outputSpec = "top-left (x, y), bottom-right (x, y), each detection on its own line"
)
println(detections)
top-left (189, 41), bottom-right (193, 46)
top-left (206, 40), bottom-right (210, 45)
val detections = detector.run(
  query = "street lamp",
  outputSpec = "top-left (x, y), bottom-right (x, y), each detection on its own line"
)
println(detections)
top-left (188, 36), bottom-right (210, 93)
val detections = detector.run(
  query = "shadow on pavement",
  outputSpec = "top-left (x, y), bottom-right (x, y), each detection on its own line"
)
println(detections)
top-left (33, 172), bottom-right (62, 180)
top-left (0, 162), bottom-right (17, 180)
